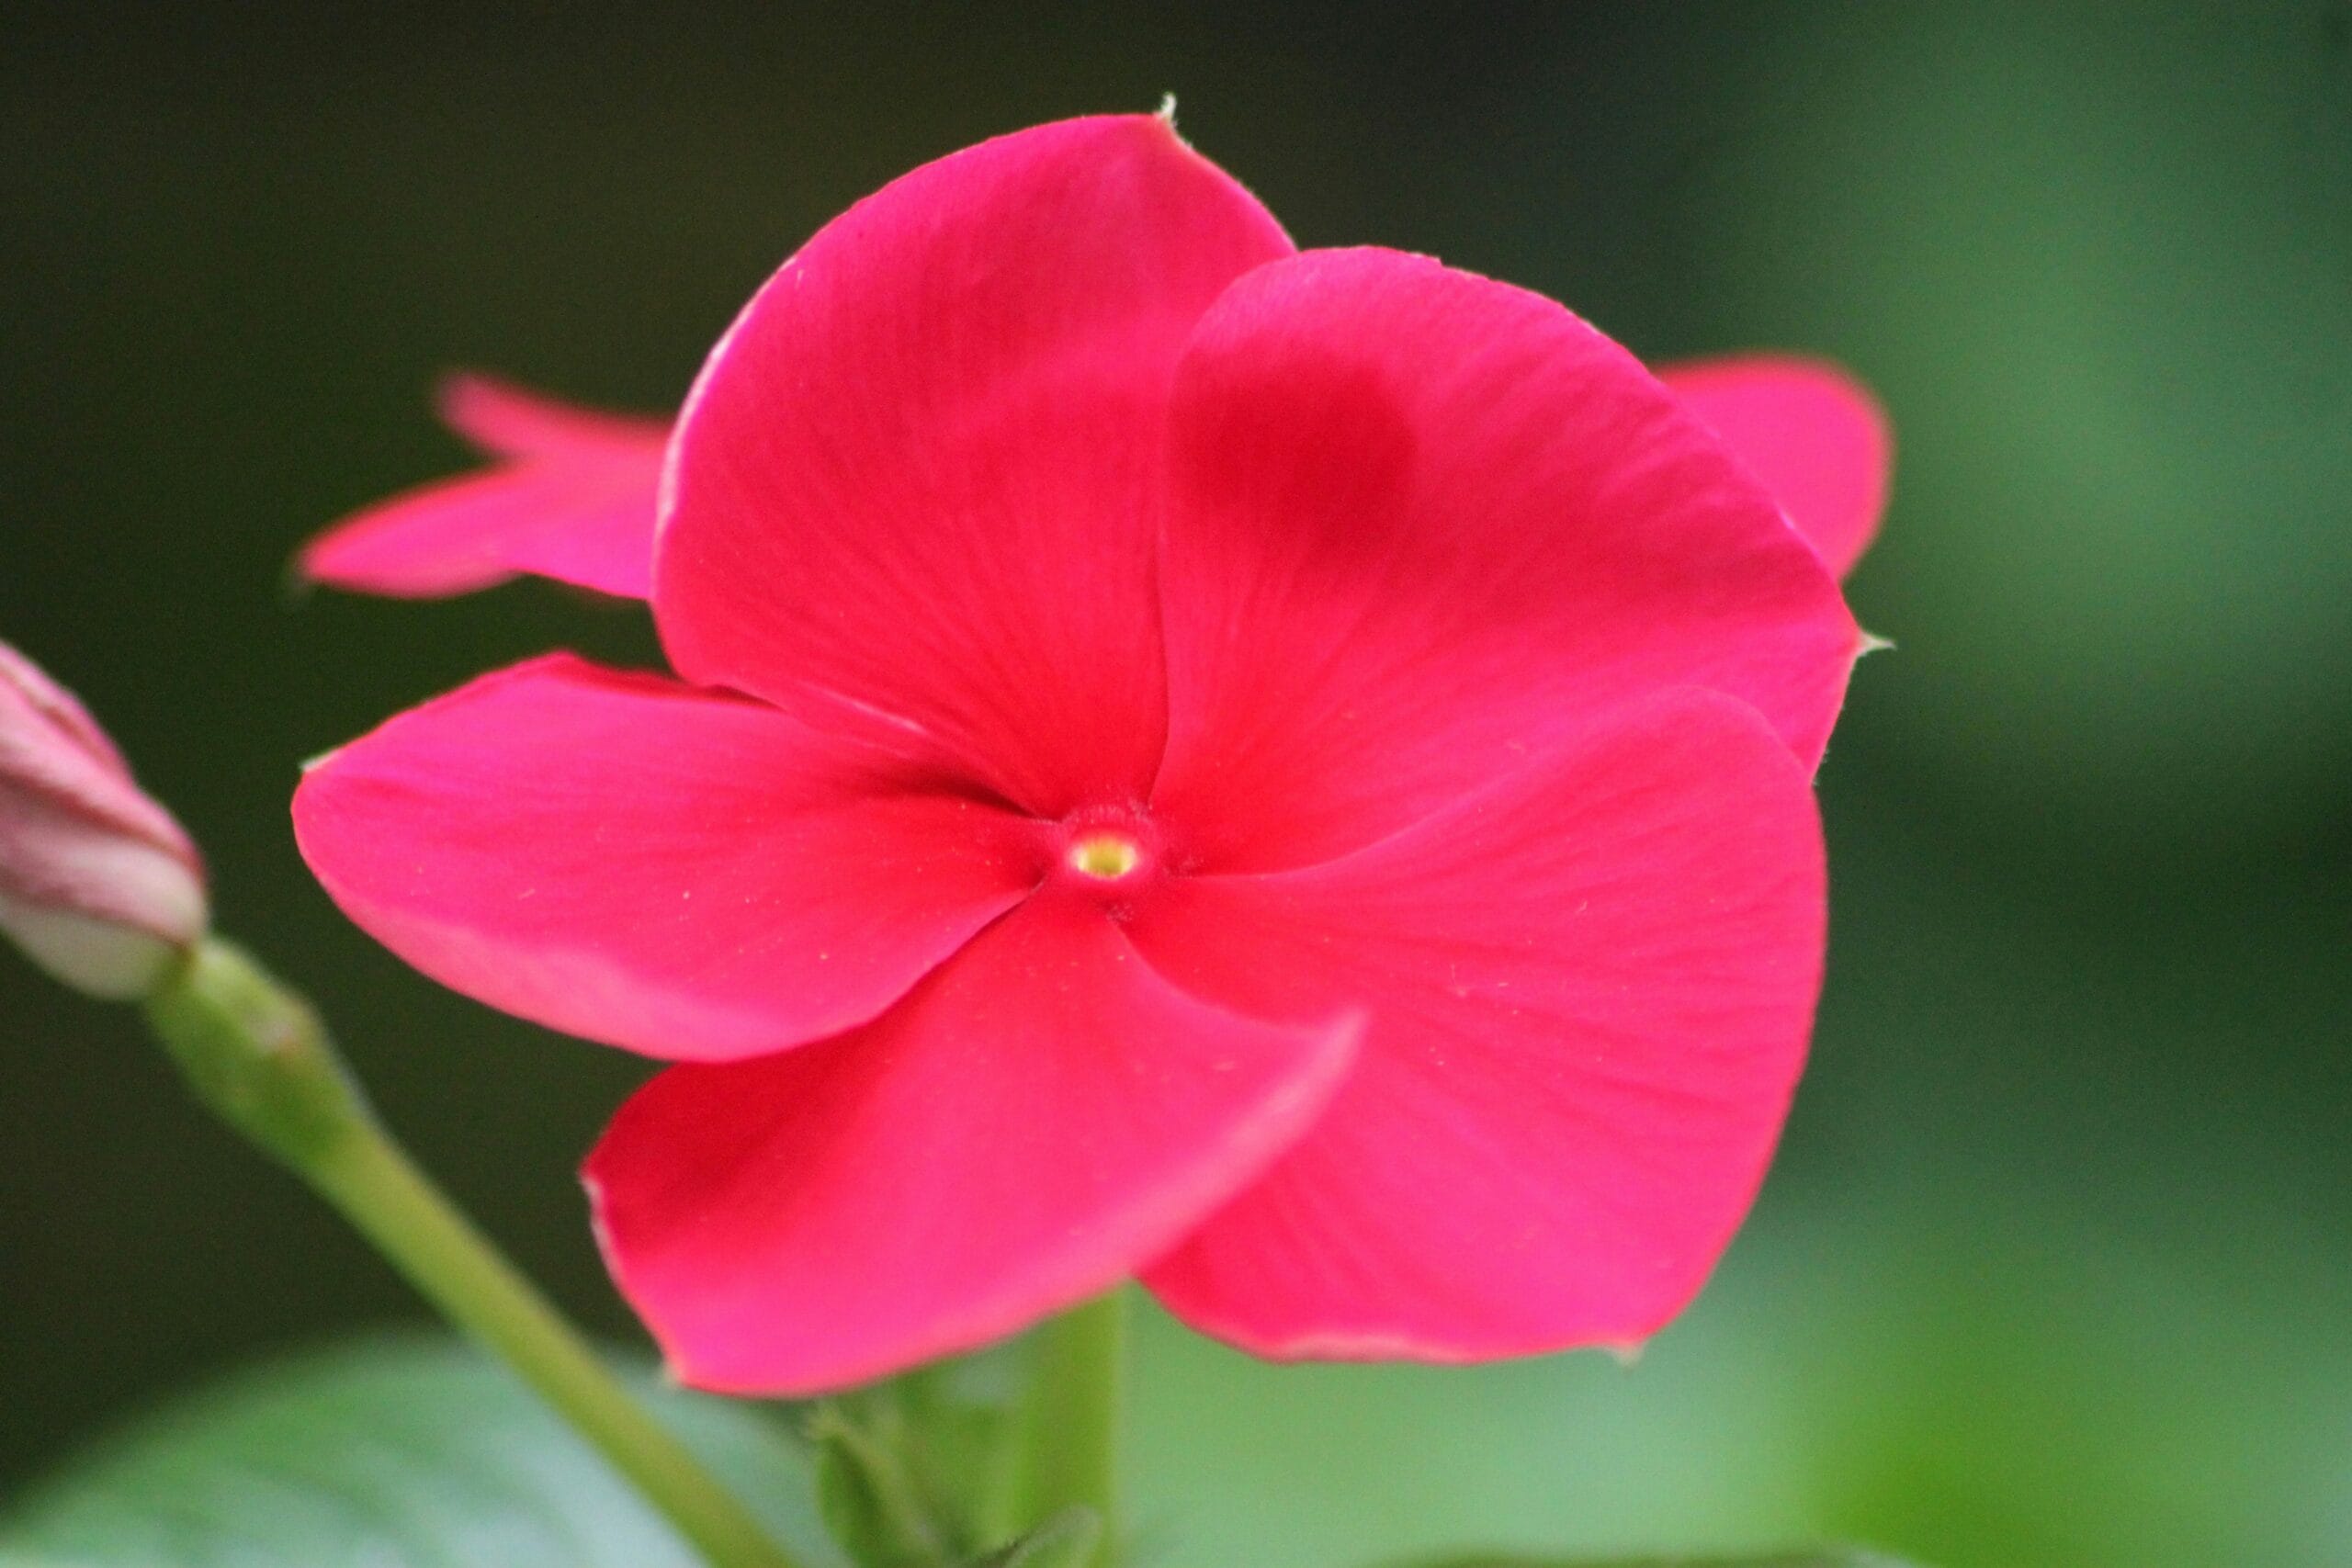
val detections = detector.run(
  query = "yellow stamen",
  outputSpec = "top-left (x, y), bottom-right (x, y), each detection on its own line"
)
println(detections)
top-left (1067, 833), bottom-right (1139, 880)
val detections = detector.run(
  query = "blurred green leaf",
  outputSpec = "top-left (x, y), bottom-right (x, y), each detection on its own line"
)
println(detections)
top-left (1385, 1554), bottom-right (1918, 1568)
top-left (891, 1356), bottom-right (1023, 1549)
top-left (808, 1348), bottom-right (1027, 1566)
top-left (0, 1334), bottom-right (847, 1568)
top-left (959, 1506), bottom-right (1099, 1568)
top-left (812, 1400), bottom-right (949, 1567)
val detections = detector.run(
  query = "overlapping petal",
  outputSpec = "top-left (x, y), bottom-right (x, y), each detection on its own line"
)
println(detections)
top-left (301, 376), bottom-right (665, 599)
top-left (1659, 355), bottom-right (1891, 578)
top-left (656, 115), bottom-right (1294, 817)
top-left (1149, 247), bottom-right (1861, 872)
top-left (292, 655), bottom-right (1038, 1062)
top-left (300, 352), bottom-right (1891, 604)
top-left (584, 895), bottom-right (1359, 1393)
top-left (1131, 690), bottom-right (1826, 1359)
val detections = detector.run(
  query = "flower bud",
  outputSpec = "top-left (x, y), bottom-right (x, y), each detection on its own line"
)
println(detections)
top-left (0, 640), bottom-right (208, 998)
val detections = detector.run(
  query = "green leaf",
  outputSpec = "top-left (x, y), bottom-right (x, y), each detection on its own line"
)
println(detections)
top-left (0, 1333), bottom-right (849, 1568)
top-left (804, 1348), bottom-right (1027, 1565)
top-left (1380, 1553), bottom-right (1922, 1568)
top-left (810, 1401), bottom-right (947, 1568)
top-left (959, 1506), bottom-right (1100, 1568)
top-left (888, 1345), bottom-right (1026, 1550)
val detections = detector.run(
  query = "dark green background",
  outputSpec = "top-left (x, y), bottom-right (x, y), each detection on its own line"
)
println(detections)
top-left (5, 6), bottom-right (2347, 1565)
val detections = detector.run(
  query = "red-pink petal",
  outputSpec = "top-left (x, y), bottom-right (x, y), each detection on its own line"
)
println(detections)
top-left (292, 655), bottom-right (1037, 1062)
top-left (656, 115), bottom-right (1293, 816)
top-left (1658, 355), bottom-right (1891, 579)
top-left (435, 372), bottom-right (673, 465)
top-left (1149, 247), bottom-right (1860, 871)
top-left (584, 895), bottom-right (1359, 1394)
top-left (1132, 690), bottom-right (1826, 1360)
top-left (301, 378), bottom-right (665, 599)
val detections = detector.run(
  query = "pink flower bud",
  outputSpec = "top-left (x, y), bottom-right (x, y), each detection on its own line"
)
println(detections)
top-left (1, 640), bottom-right (207, 998)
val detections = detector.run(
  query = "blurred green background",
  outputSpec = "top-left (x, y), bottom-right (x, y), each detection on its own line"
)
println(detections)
top-left (4, 5), bottom-right (2347, 1565)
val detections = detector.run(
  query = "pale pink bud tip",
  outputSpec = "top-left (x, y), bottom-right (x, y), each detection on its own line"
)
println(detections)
top-left (0, 640), bottom-right (208, 998)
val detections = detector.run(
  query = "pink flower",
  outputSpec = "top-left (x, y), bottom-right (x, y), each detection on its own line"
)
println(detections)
top-left (293, 116), bottom-right (1867, 1393)
top-left (2, 640), bottom-right (207, 998)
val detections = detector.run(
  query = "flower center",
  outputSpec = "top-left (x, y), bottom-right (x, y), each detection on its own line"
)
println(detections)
top-left (1066, 831), bottom-right (1141, 881)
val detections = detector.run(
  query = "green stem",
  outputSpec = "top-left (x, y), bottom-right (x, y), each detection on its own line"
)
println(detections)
top-left (1006, 1288), bottom-right (1127, 1566)
top-left (311, 1129), bottom-right (798, 1568)
top-left (142, 938), bottom-right (804, 1568)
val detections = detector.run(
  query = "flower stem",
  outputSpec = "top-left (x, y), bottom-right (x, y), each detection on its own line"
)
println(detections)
top-left (1006, 1288), bottom-right (1127, 1566)
top-left (142, 937), bottom-right (804, 1568)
